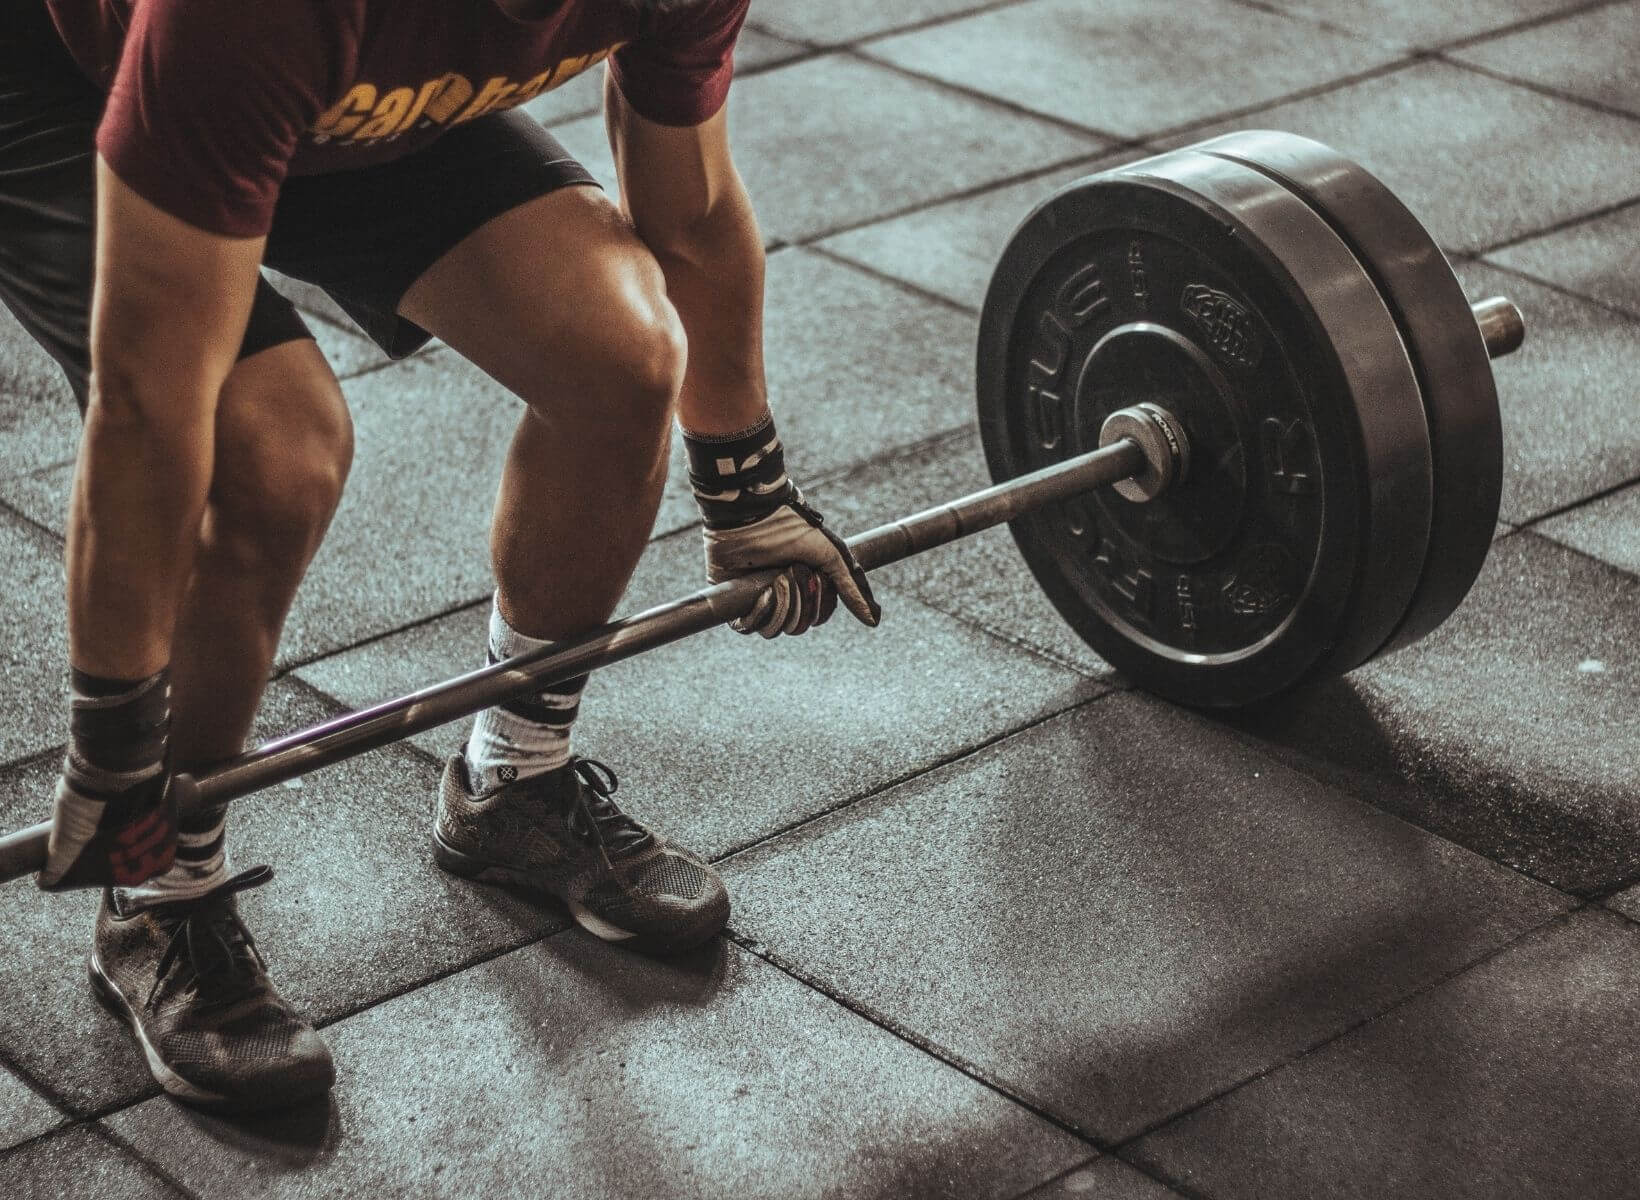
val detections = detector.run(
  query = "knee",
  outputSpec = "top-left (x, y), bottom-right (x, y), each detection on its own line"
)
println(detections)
top-left (210, 384), bottom-right (353, 566)
top-left (518, 272), bottom-right (687, 431)
top-left (594, 294), bottom-right (688, 427)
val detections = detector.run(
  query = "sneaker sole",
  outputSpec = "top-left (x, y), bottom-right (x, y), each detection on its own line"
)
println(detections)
top-left (432, 828), bottom-right (724, 953)
top-left (88, 955), bottom-right (333, 1114)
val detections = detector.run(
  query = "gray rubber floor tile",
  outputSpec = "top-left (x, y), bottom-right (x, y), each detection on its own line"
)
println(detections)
top-left (751, 0), bottom-right (1004, 44)
top-left (1608, 888), bottom-right (1640, 920)
top-left (759, 248), bottom-right (980, 469)
top-left (1487, 202), bottom-right (1640, 318)
top-left (817, 154), bottom-right (1134, 310)
top-left (0, 1125), bottom-right (184, 1200)
top-left (723, 695), bottom-right (1569, 1142)
top-left (462, 242), bottom-right (978, 549)
top-left (0, 463), bottom-right (69, 537)
top-left (1266, 0), bottom-right (1590, 49)
top-left (1458, 263), bottom-right (1640, 523)
top-left (1131, 909), bottom-right (1640, 1200)
top-left (812, 428), bottom-right (1111, 675)
top-left (274, 353), bottom-right (520, 664)
top-left (654, 245), bottom-right (988, 542)
top-left (0, 1067), bottom-right (60, 1153)
top-left (1452, 2), bottom-right (1640, 116)
top-left (266, 270), bottom-right (356, 332)
top-left (106, 936), bottom-right (1090, 1200)
top-left (1537, 482), bottom-right (1640, 578)
top-left (552, 55), bottom-right (1105, 244)
top-left (0, 308), bottom-right (79, 480)
top-left (0, 679), bottom-right (565, 1115)
top-left (1023, 1157), bottom-right (1184, 1198)
top-left (1168, 60), bottom-right (1640, 255)
top-left (0, 514), bottom-right (70, 766)
top-left (297, 523), bottom-right (1099, 861)
top-left (866, 0), bottom-right (1397, 138)
top-left (304, 314), bottom-right (383, 380)
top-left (1227, 531), bottom-right (1635, 895)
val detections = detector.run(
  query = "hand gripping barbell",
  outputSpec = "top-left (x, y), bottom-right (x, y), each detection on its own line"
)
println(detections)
top-left (0, 131), bottom-right (1523, 884)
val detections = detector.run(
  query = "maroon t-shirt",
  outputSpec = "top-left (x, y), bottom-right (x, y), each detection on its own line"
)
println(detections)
top-left (45, 0), bottom-right (750, 237)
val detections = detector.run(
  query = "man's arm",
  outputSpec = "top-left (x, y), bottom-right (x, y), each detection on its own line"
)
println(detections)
top-left (602, 75), bottom-right (766, 437)
top-left (71, 157), bottom-right (264, 678)
top-left (603, 79), bottom-right (877, 634)
top-left (40, 159), bottom-right (263, 889)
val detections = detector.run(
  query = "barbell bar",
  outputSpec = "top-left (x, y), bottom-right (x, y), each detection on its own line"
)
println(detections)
top-left (0, 425), bottom-right (1163, 883)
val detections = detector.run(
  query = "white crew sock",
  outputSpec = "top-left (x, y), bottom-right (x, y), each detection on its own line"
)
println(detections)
top-left (465, 596), bottom-right (588, 794)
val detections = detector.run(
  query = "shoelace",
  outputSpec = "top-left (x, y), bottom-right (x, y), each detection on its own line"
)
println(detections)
top-left (143, 865), bottom-right (273, 1010)
top-left (561, 758), bottom-right (653, 861)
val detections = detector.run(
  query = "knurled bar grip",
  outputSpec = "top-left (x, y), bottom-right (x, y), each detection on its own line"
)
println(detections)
top-left (0, 436), bottom-right (1149, 885)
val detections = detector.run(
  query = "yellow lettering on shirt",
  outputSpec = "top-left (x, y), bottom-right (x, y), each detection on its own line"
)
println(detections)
top-left (312, 83), bottom-right (377, 142)
top-left (355, 87), bottom-right (416, 140)
top-left (420, 74), bottom-right (476, 125)
top-left (454, 76), bottom-right (521, 124)
top-left (307, 46), bottom-right (626, 149)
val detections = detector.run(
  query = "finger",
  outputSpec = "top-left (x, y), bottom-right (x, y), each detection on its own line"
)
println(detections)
top-left (780, 569), bottom-right (809, 636)
top-left (814, 577), bottom-right (838, 627)
top-left (817, 528), bottom-right (881, 627)
top-left (758, 574), bottom-right (793, 639)
top-left (732, 585), bottom-right (778, 635)
top-left (786, 566), bottom-right (820, 636)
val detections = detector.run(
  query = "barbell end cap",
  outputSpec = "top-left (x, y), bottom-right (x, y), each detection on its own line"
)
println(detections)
top-left (1098, 403), bottom-right (1190, 503)
top-left (1472, 296), bottom-right (1525, 360)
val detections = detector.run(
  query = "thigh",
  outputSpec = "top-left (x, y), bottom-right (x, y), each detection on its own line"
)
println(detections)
top-left (395, 181), bottom-right (676, 406)
top-left (265, 110), bottom-right (598, 361)
top-left (0, 5), bottom-right (312, 408)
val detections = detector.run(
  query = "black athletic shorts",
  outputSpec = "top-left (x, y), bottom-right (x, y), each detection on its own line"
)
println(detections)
top-left (0, 0), bottom-right (597, 406)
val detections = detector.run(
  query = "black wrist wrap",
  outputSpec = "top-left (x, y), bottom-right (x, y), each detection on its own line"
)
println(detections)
top-left (683, 413), bottom-right (795, 530)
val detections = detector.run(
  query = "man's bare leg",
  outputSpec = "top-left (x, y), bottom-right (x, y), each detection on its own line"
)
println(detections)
top-left (166, 339), bottom-right (354, 772)
top-left (400, 186), bottom-right (681, 642)
top-left (402, 185), bottom-right (730, 952)
top-left (118, 337), bottom-right (352, 904)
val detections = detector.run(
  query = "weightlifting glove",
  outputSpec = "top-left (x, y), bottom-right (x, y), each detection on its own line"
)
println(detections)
top-left (40, 771), bottom-right (179, 890)
top-left (685, 413), bottom-right (880, 637)
top-left (39, 669), bottom-right (178, 891)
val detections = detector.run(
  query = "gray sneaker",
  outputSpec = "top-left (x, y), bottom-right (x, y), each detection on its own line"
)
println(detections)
top-left (89, 866), bottom-right (335, 1112)
top-left (433, 754), bottom-right (729, 954)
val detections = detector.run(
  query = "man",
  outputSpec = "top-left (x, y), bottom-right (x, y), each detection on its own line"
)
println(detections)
top-left (0, 0), bottom-right (879, 1112)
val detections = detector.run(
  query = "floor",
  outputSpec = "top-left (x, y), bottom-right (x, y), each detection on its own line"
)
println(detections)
top-left (0, 1), bottom-right (1636, 1197)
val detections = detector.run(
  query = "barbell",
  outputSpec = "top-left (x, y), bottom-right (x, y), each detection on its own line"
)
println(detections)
top-left (0, 131), bottom-right (1522, 884)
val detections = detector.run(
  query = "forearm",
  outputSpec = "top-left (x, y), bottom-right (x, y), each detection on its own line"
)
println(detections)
top-left (642, 178), bottom-right (769, 437)
top-left (67, 371), bottom-right (218, 678)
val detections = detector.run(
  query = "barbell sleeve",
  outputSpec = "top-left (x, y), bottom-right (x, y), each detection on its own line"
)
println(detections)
top-left (1472, 297), bottom-right (1524, 360)
top-left (0, 432), bottom-right (1152, 885)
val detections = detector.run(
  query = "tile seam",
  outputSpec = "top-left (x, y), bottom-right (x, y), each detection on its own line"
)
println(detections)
top-left (1214, 712), bottom-right (1607, 899)
top-left (1511, 506), bottom-right (1640, 575)
top-left (1107, 904), bottom-right (1590, 1162)
top-left (754, 0), bottom-right (1041, 53)
top-left (1469, 251), bottom-right (1640, 323)
top-left (711, 688), bottom-right (1118, 866)
top-left (724, 930), bottom-right (1112, 1150)
top-left (0, 493), bottom-right (66, 548)
top-left (842, 46), bottom-right (1129, 142)
top-left (92, 1123), bottom-right (205, 1200)
top-left (790, 146), bottom-right (1125, 248)
top-left (1434, 53), bottom-right (1640, 124)
top-left (1433, 0), bottom-right (1638, 53)
top-left (1135, 56), bottom-right (1425, 144)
